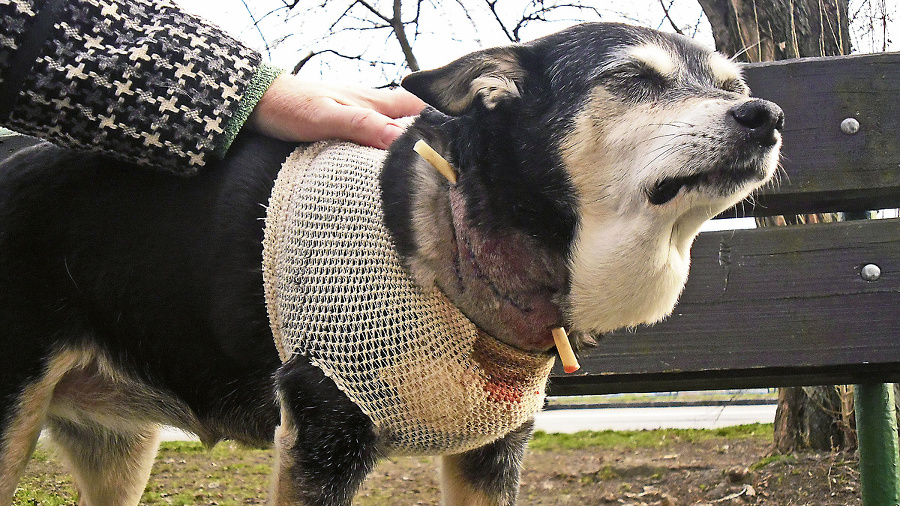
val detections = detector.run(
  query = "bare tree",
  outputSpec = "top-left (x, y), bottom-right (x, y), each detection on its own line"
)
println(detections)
top-left (851, 0), bottom-right (896, 52)
top-left (238, 0), bottom-right (424, 84)
top-left (231, 0), bottom-right (892, 85)
top-left (236, 0), bottom-right (617, 85)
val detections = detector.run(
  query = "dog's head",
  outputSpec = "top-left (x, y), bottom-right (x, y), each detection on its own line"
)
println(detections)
top-left (384, 22), bottom-right (782, 351)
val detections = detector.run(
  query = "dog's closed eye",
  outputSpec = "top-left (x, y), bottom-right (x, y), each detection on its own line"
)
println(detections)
top-left (598, 45), bottom-right (681, 100)
top-left (600, 63), bottom-right (673, 101)
top-left (720, 77), bottom-right (750, 95)
top-left (623, 62), bottom-right (671, 87)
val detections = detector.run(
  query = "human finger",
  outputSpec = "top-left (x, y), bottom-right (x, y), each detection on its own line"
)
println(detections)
top-left (310, 101), bottom-right (407, 149)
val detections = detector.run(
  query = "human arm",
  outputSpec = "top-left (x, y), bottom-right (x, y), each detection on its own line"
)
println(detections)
top-left (0, 0), bottom-right (423, 174)
top-left (247, 75), bottom-right (424, 151)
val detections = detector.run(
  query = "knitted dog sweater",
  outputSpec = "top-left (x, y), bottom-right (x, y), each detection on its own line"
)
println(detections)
top-left (262, 141), bottom-right (553, 456)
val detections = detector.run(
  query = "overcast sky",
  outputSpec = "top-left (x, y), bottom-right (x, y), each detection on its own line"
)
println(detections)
top-left (174, 0), bottom-right (710, 84)
top-left (176, 0), bottom-right (895, 86)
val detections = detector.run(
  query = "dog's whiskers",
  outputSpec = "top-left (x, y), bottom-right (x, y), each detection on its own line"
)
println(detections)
top-left (642, 131), bottom-right (700, 147)
top-left (776, 159), bottom-right (790, 186)
top-left (640, 142), bottom-right (697, 175)
top-left (643, 121), bottom-right (696, 129)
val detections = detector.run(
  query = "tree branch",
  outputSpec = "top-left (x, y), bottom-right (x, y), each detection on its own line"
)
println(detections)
top-left (354, 0), bottom-right (393, 24)
top-left (657, 0), bottom-right (685, 35)
top-left (391, 0), bottom-right (420, 70)
top-left (239, 0), bottom-right (273, 60)
top-left (293, 48), bottom-right (402, 74)
top-left (484, 0), bottom-right (517, 42)
top-left (512, 3), bottom-right (601, 42)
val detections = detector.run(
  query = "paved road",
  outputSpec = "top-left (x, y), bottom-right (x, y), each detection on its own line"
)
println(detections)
top-left (533, 404), bottom-right (777, 433)
top-left (158, 404), bottom-right (777, 441)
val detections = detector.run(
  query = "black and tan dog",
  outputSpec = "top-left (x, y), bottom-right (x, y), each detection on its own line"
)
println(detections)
top-left (0, 23), bottom-right (782, 505)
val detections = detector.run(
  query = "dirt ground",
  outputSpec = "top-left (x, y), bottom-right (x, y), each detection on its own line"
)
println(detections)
top-left (357, 437), bottom-right (859, 505)
top-left (17, 432), bottom-right (859, 505)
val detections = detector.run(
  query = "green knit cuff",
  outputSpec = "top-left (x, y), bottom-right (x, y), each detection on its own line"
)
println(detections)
top-left (216, 63), bottom-right (284, 157)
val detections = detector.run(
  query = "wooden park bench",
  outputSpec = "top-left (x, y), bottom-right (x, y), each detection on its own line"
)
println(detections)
top-left (548, 52), bottom-right (900, 506)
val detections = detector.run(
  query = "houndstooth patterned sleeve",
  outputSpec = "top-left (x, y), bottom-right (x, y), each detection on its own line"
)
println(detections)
top-left (0, 0), bottom-right (276, 174)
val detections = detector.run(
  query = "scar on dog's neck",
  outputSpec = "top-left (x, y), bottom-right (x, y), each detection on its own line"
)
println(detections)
top-left (395, 117), bottom-right (575, 352)
top-left (439, 188), bottom-right (566, 352)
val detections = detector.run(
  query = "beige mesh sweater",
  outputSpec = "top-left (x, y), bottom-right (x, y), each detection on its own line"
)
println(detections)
top-left (263, 141), bottom-right (554, 456)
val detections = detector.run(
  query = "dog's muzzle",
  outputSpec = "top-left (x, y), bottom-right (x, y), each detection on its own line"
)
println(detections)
top-left (647, 98), bottom-right (783, 206)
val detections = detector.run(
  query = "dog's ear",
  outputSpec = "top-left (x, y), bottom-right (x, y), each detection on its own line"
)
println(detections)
top-left (401, 47), bottom-right (526, 116)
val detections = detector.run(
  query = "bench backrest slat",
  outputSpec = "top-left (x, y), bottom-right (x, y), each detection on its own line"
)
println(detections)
top-left (733, 53), bottom-right (900, 217)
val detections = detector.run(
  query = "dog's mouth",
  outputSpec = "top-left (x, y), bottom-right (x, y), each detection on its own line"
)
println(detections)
top-left (647, 173), bottom-right (706, 206)
top-left (646, 164), bottom-right (766, 206)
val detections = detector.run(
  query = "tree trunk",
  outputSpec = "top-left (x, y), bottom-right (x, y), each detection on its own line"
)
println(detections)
top-left (774, 386), bottom-right (857, 452)
top-left (697, 0), bottom-right (850, 61)
top-left (698, 0), bottom-right (854, 453)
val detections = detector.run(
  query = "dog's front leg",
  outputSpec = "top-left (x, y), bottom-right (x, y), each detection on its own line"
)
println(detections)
top-left (271, 357), bottom-right (380, 505)
top-left (440, 419), bottom-right (534, 506)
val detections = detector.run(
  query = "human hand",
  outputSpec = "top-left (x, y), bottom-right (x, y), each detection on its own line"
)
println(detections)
top-left (248, 74), bottom-right (426, 150)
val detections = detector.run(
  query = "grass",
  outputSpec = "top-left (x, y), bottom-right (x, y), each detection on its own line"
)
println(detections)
top-left (750, 453), bottom-right (799, 471)
top-left (14, 441), bottom-right (274, 506)
top-left (528, 423), bottom-right (773, 451)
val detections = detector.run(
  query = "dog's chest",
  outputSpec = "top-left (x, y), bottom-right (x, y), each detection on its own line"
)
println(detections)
top-left (262, 141), bottom-right (553, 456)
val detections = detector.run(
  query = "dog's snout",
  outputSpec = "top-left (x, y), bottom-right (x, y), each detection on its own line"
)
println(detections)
top-left (730, 99), bottom-right (784, 146)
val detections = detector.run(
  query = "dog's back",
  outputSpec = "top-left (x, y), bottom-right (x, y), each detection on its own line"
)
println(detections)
top-left (0, 134), bottom-right (291, 503)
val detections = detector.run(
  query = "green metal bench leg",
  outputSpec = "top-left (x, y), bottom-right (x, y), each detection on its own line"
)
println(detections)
top-left (855, 383), bottom-right (900, 506)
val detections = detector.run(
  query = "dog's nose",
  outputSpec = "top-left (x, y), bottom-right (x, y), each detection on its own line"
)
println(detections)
top-left (730, 99), bottom-right (784, 146)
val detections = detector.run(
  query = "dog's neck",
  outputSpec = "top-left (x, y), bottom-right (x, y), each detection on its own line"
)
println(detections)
top-left (565, 210), bottom-right (696, 334)
top-left (440, 188), bottom-right (567, 351)
top-left (385, 113), bottom-right (575, 352)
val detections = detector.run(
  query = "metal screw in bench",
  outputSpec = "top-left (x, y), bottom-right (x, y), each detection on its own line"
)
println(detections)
top-left (841, 117), bottom-right (860, 135)
top-left (861, 263), bottom-right (881, 281)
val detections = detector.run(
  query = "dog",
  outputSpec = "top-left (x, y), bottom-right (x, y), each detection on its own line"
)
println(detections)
top-left (0, 22), bottom-right (782, 505)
